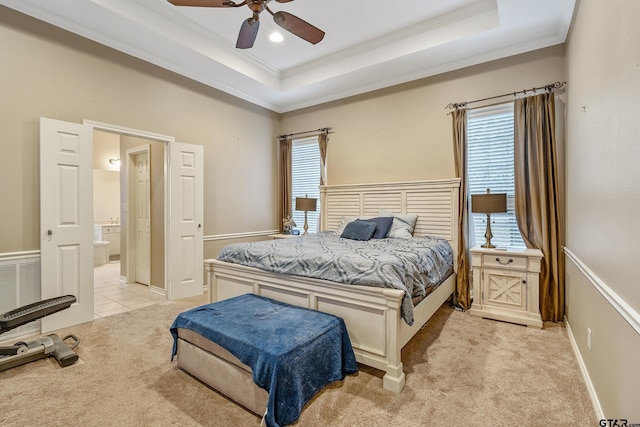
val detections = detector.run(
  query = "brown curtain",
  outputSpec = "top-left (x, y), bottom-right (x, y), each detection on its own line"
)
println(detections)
top-left (317, 132), bottom-right (329, 233)
top-left (451, 108), bottom-right (471, 309)
top-left (318, 132), bottom-right (328, 186)
top-left (514, 93), bottom-right (564, 322)
top-left (278, 136), bottom-right (292, 232)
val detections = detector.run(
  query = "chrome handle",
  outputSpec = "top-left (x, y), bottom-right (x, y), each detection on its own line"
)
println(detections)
top-left (496, 257), bottom-right (513, 265)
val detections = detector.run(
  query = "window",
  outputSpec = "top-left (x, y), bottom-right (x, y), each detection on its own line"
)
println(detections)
top-left (467, 103), bottom-right (525, 249)
top-left (291, 137), bottom-right (320, 233)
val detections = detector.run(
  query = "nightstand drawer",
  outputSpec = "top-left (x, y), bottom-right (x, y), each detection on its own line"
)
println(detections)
top-left (483, 254), bottom-right (527, 270)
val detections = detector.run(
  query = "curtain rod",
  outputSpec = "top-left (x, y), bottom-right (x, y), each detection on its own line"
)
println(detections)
top-left (445, 81), bottom-right (566, 110)
top-left (277, 127), bottom-right (333, 140)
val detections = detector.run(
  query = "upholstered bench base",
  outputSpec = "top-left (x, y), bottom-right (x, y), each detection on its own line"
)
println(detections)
top-left (176, 328), bottom-right (268, 416)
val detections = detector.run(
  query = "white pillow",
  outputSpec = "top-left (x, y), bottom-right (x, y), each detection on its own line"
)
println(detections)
top-left (379, 210), bottom-right (418, 238)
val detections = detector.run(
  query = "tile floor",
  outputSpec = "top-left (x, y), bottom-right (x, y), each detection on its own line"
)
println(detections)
top-left (93, 261), bottom-right (166, 318)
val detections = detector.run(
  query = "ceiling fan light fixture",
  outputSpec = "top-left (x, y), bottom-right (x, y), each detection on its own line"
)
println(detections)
top-left (168, 0), bottom-right (324, 49)
top-left (269, 31), bottom-right (284, 43)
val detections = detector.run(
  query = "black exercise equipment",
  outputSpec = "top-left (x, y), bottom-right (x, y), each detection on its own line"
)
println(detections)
top-left (0, 295), bottom-right (80, 372)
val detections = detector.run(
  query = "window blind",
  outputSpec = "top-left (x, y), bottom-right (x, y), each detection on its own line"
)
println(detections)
top-left (467, 103), bottom-right (525, 249)
top-left (291, 137), bottom-right (320, 233)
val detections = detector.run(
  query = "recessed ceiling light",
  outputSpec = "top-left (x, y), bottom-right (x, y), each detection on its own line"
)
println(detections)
top-left (269, 32), bottom-right (284, 43)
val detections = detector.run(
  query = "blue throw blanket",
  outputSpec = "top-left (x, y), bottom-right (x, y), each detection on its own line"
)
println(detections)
top-left (170, 294), bottom-right (358, 427)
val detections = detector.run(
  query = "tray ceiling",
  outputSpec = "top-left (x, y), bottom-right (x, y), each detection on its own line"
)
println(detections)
top-left (0, 0), bottom-right (575, 112)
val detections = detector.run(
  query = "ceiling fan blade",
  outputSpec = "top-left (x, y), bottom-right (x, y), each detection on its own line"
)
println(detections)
top-left (236, 18), bottom-right (260, 49)
top-left (275, 0), bottom-right (295, 3)
top-left (167, 0), bottom-right (235, 7)
top-left (272, 11), bottom-right (324, 45)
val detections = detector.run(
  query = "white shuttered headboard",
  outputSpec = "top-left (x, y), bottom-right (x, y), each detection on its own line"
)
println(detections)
top-left (320, 179), bottom-right (461, 271)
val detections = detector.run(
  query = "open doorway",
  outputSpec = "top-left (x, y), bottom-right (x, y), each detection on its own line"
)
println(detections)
top-left (92, 130), bottom-right (167, 317)
top-left (40, 117), bottom-right (204, 327)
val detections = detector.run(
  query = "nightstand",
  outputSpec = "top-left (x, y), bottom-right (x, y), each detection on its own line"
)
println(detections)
top-left (268, 233), bottom-right (299, 239)
top-left (469, 246), bottom-right (543, 328)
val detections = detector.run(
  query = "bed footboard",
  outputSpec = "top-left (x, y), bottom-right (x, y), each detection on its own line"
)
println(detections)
top-left (205, 259), bottom-right (454, 393)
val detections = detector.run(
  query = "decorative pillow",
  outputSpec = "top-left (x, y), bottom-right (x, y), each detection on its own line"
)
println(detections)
top-left (379, 209), bottom-right (418, 238)
top-left (336, 216), bottom-right (358, 235)
top-left (361, 216), bottom-right (394, 239)
top-left (340, 220), bottom-right (377, 241)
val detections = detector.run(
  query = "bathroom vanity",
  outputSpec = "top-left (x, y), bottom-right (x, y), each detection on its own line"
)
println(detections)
top-left (94, 224), bottom-right (120, 257)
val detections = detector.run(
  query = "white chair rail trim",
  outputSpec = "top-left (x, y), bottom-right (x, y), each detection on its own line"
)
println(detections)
top-left (204, 230), bottom-right (279, 242)
top-left (0, 250), bottom-right (40, 262)
top-left (564, 247), bottom-right (640, 336)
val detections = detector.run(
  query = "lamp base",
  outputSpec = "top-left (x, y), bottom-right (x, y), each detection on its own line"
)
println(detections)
top-left (303, 211), bottom-right (309, 235)
top-left (482, 213), bottom-right (495, 249)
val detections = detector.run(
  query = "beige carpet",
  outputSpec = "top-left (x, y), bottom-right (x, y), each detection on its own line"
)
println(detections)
top-left (0, 295), bottom-right (595, 426)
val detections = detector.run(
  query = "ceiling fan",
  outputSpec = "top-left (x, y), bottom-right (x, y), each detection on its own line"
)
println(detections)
top-left (167, 0), bottom-right (325, 49)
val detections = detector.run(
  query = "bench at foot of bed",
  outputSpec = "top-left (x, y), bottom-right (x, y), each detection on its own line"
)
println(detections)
top-left (170, 294), bottom-right (358, 427)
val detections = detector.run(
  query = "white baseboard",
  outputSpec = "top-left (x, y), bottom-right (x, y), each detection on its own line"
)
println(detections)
top-left (564, 248), bottom-right (640, 420)
top-left (564, 317), bottom-right (604, 419)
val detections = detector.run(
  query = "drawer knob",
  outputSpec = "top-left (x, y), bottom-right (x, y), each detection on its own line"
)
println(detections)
top-left (496, 257), bottom-right (514, 265)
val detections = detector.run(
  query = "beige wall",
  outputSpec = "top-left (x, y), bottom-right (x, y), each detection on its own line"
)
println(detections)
top-left (281, 45), bottom-right (566, 185)
top-left (93, 170), bottom-right (120, 223)
top-left (93, 131), bottom-right (121, 223)
top-left (0, 6), bottom-right (279, 258)
top-left (564, 0), bottom-right (640, 419)
top-left (93, 130), bottom-right (121, 172)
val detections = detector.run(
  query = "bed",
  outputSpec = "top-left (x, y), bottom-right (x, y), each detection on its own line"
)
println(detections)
top-left (203, 179), bottom-right (460, 393)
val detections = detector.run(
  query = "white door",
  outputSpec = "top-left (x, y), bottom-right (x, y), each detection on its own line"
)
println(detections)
top-left (168, 142), bottom-right (204, 300)
top-left (134, 149), bottom-right (150, 285)
top-left (40, 117), bottom-right (94, 332)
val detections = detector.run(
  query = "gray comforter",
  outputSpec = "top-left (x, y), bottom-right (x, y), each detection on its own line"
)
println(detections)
top-left (217, 232), bottom-right (453, 325)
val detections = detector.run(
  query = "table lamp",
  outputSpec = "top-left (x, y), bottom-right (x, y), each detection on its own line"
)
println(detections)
top-left (471, 189), bottom-right (507, 248)
top-left (295, 195), bottom-right (317, 235)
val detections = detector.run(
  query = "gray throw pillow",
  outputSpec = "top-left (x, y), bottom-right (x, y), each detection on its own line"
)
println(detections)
top-left (340, 220), bottom-right (377, 241)
top-left (336, 216), bottom-right (358, 235)
top-left (361, 216), bottom-right (394, 239)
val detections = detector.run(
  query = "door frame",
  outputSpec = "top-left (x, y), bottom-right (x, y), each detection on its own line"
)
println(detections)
top-left (85, 120), bottom-right (171, 294)
top-left (125, 144), bottom-right (151, 287)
